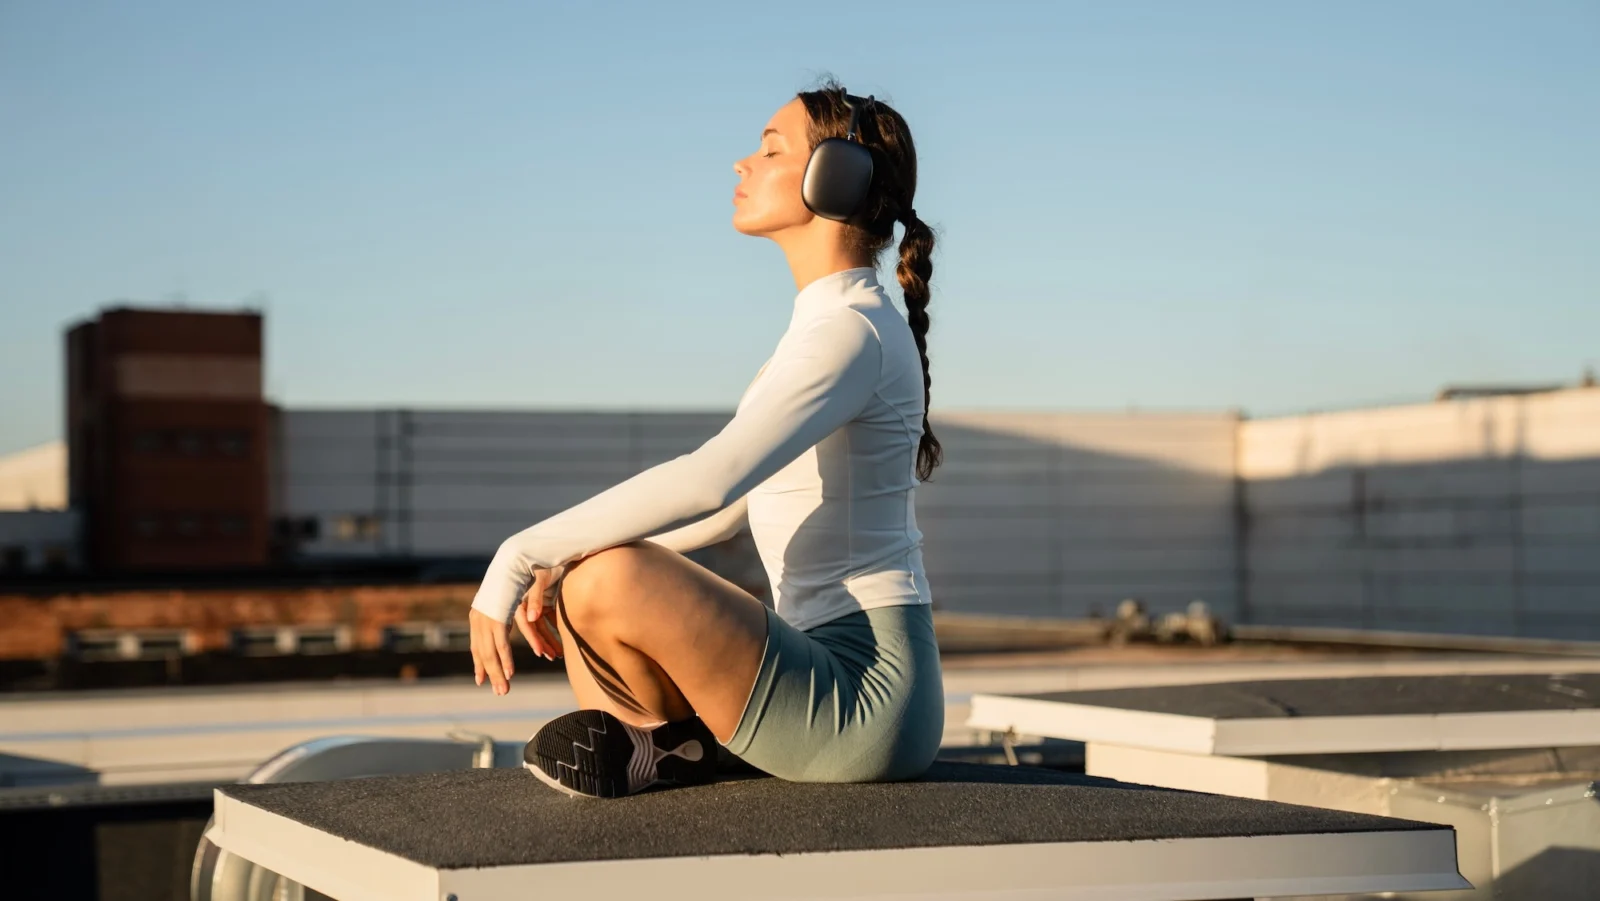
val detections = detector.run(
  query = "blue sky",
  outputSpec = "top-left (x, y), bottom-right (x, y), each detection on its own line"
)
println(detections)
top-left (2, 1), bottom-right (1596, 455)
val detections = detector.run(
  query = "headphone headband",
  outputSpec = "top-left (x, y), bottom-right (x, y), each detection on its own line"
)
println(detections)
top-left (842, 94), bottom-right (875, 142)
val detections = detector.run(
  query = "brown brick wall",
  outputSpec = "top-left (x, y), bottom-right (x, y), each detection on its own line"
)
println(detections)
top-left (0, 583), bottom-right (475, 660)
top-left (0, 531), bottom-right (773, 662)
top-left (66, 307), bottom-right (271, 570)
top-left (108, 399), bottom-right (270, 568)
top-left (98, 307), bottom-right (262, 357)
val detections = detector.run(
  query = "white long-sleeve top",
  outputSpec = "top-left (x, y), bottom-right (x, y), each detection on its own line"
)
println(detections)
top-left (470, 266), bottom-right (931, 632)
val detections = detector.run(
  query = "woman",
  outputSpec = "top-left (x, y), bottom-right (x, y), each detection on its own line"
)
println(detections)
top-left (467, 80), bottom-right (944, 799)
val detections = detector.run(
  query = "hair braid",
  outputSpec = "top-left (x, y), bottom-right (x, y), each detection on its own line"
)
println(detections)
top-left (897, 212), bottom-right (941, 481)
top-left (797, 78), bottom-right (944, 481)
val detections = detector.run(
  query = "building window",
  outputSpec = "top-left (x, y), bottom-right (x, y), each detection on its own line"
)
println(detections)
top-left (175, 514), bottom-right (202, 537)
top-left (271, 516), bottom-right (320, 543)
top-left (231, 626), bottom-right (349, 656)
top-left (138, 631), bottom-right (188, 658)
top-left (133, 515), bottom-right (161, 538)
top-left (215, 430), bottom-right (248, 456)
top-left (232, 628), bottom-right (287, 656)
top-left (379, 622), bottom-right (471, 653)
top-left (69, 632), bottom-right (129, 662)
top-left (296, 627), bottom-right (344, 655)
top-left (437, 622), bottom-right (471, 652)
top-left (68, 629), bottom-right (194, 661)
top-left (217, 515), bottom-right (248, 537)
top-left (132, 431), bottom-right (163, 453)
top-left (176, 430), bottom-right (205, 456)
top-left (333, 514), bottom-right (381, 541)
top-left (382, 623), bottom-right (435, 653)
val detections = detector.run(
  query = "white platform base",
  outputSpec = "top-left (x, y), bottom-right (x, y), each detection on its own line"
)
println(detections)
top-left (967, 692), bottom-right (1600, 755)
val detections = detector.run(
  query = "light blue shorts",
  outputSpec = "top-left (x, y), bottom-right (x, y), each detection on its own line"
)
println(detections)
top-left (725, 602), bottom-right (944, 783)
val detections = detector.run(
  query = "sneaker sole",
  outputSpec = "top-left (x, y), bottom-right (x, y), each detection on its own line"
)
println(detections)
top-left (525, 710), bottom-right (717, 799)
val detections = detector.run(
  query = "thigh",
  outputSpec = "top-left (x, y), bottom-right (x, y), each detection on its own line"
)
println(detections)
top-left (729, 603), bottom-right (945, 783)
top-left (559, 540), bottom-right (771, 744)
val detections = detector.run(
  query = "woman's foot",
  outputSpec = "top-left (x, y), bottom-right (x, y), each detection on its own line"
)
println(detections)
top-left (524, 709), bottom-right (718, 798)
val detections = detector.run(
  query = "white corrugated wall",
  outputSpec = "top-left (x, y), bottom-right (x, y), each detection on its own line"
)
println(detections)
top-left (1239, 387), bottom-right (1600, 638)
top-left (276, 408), bottom-right (1243, 619)
top-left (917, 411), bottom-right (1240, 619)
top-left (276, 388), bottom-right (1600, 636)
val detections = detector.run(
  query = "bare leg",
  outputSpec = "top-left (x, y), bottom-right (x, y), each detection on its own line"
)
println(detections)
top-left (553, 541), bottom-right (768, 744)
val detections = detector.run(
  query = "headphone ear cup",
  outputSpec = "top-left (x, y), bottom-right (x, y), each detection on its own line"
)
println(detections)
top-left (802, 138), bottom-right (875, 222)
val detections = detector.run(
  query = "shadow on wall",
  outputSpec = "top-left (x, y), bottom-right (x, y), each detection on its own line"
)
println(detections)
top-left (1495, 846), bottom-right (1600, 901)
top-left (275, 390), bottom-right (1600, 638)
top-left (1242, 389), bottom-right (1600, 640)
top-left (898, 412), bottom-right (1241, 622)
top-left (277, 408), bottom-right (1244, 625)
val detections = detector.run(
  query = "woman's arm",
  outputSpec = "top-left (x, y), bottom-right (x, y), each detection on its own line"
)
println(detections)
top-left (643, 494), bottom-right (750, 555)
top-left (470, 308), bottom-right (881, 622)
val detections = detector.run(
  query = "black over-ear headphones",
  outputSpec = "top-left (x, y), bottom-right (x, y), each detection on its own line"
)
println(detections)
top-left (801, 93), bottom-right (876, 222)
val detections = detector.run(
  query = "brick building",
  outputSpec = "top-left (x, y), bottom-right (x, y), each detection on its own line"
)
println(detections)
top-left (66, 307), bottom-right (270, 570)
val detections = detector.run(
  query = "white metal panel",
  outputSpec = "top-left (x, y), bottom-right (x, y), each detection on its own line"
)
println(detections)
top-left (972, 692), bottom-right (1600, 755)
top-left (1248, 545), bottom-right (1366, 575)
top-left (1520, 388), bottom-right (1600, 461)
top-left (1362, 462), bottom-right (1519, 503)
top-left (1239, 388), bottom-right (1600, 638)
top-left (1522, 503), bottom-right (1600, 538)
top-left (0, 509), bottom-right (80, 570)
top-left (1521, 458), bottom-right (1600, 493)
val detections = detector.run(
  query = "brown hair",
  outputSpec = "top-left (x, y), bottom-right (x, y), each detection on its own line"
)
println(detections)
top-left (797, 79), bottom-right (943, 482)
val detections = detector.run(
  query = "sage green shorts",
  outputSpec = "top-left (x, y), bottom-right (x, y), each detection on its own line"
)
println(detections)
top-left (725, 602), bottom-right (944, 783)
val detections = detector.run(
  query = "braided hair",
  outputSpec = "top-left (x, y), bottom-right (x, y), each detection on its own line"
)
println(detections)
top-left (796, 80), bottom-right (943, 481)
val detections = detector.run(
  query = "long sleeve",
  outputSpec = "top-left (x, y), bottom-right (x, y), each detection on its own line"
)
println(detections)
top-left (643, 494), bottom-right (749, 555)
top-left (470, 308), bottom-right (883, 623)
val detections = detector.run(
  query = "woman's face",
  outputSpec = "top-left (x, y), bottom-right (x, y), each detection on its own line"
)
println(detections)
top-left (732, 98), bottom-right (814, 237)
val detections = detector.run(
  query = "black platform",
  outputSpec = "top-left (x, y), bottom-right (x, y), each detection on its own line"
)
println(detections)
top-left (208, 762), bottom-right (1469, 900)
top-left (218, 761), bottom-right (1431, 869)
top-left (1017, 674), bottom-right (1600, 720)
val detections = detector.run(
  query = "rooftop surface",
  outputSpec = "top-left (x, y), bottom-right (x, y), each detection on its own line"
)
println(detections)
top-left (218, 762), bottom-right (1437, 869)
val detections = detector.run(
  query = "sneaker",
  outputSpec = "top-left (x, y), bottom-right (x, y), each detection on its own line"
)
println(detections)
top-left (524, 709), bottom-right (718, 799)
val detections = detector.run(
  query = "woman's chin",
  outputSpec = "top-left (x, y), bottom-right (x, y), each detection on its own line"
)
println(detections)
top-left (731, 212), bottom-right (766, 237)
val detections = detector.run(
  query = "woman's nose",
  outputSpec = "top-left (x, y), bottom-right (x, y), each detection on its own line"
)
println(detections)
top-left (733, 158), bottom-right (748, 177)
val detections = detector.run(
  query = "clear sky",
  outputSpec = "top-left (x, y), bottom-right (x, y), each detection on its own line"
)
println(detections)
top-left (2, 1), bottom-right (1596, 455)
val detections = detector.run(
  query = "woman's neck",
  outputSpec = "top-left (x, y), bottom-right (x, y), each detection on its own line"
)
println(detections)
top-left (777, 227), bottom-right (873, 292)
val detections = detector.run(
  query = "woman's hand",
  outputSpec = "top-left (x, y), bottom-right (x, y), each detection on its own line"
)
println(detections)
top-left (470, 565), bottom-right (565, 695)
top-left (515, 564), bottom-right (566, 663)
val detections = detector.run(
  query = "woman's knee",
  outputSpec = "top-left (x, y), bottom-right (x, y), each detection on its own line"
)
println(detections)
top-left (559, 542), bottom-right (653, 627)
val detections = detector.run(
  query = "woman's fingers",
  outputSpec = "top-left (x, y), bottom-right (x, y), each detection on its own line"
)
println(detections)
top-left (493, 625), bottom-right (515, 691)
top-left (531, 564), bottom-right (567, 622)
top-left (513, 604), bottom-right (542, 655)
top-left (469, 610), bottom-right (511, 694)
top-left (538, 614), bottom-right (564, 658)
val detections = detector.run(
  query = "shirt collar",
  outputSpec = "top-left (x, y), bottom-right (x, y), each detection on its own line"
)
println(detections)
top-left (792, 267), bottom-right (878, 322)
